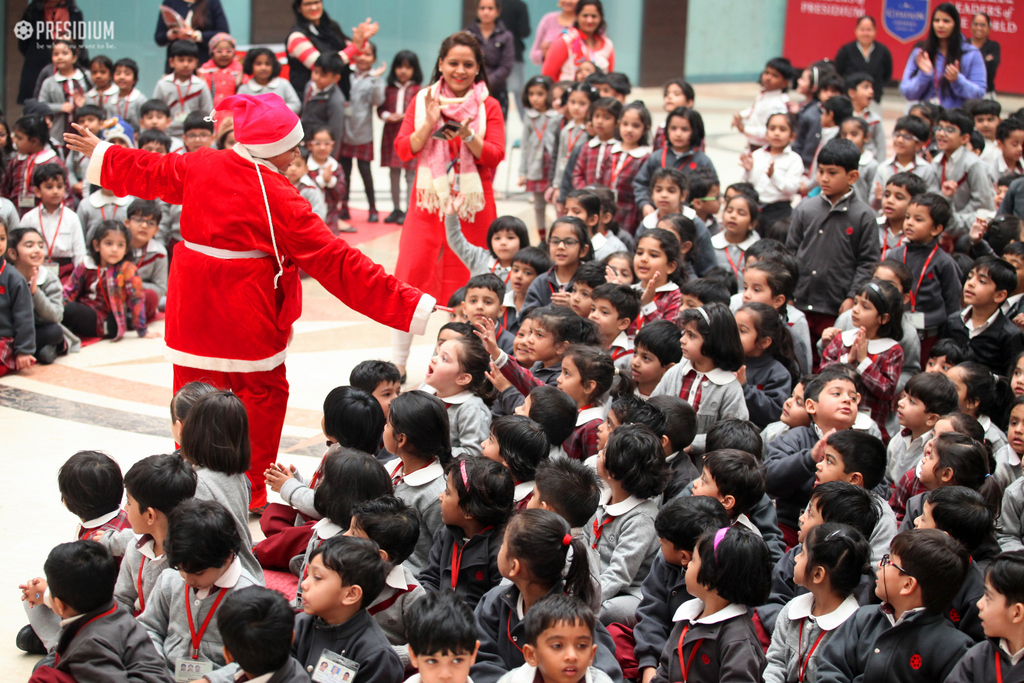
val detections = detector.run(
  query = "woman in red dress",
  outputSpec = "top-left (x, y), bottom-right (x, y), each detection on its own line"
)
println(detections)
top-left (391, 31), bottom-right (506, 376)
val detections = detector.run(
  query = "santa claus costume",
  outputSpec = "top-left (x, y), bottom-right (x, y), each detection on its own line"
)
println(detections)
top-left (79, 94), bottom-right (435, 508)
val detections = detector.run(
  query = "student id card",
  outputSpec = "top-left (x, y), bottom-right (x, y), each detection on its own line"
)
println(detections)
top-left (311, 649), bottom-right (360, 683)
top-left (907, 312), bottom-right (925, 330)
top-left (173, 658), bottom-right (213, 682)
top-left (18, 195), bottom-right (35, 209)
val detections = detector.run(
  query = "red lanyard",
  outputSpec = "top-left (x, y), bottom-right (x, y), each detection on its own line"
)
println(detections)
top-left (662, 146), bottom-right (689, 171)
top-left (40, 204), bottom-right (64, 261)
top-left (490, 260), bottom-right (511, 283)
top-left (904, 244), bottom-right (939, 313)
top-left (185, 585), bottom-right (228, 659)
top-left (676, 625), bottom-right (704, 682)
top-left (136, 556), bottom-right (147, 613)
top-left (389, 461), bottom-right (405, 485)
top-left (724, 245), bottom-right (745, 280)
top-left (940, 156), bottom-right (968, 189)
top-left (609, 152), bottom-right (631, 190)
top-left (566, 127), bottom-right (584, 159)
top-left (174, 79), bottom-right (193, 113)
top-left (118, 96), bottom-right (130, 120)
top-left (99, 204), bottom-right (119, 221)
top-left (591, 511), bottom-right (613, 549)
top-left (995, 649), bottom-right (1003, 683)
top-left (449, 527), bottom-right (494, 589)
top-left (534, 117), bottom-right (549, 143)
top-left (23, 151), bottom-right (41, 196)
top-left (796, 620), bottom-right (827, 682)
top-left (507, 611), bottom-right (523, 652)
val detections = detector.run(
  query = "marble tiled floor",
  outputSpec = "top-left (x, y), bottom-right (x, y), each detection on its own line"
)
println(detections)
top-left (3, 82), bottom-right (1022, 681)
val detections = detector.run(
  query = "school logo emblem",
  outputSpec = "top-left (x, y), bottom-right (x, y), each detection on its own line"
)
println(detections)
top-left (701, 654), bottom-right (710, 665)
top-left (14, 21), bottom-right (33, 40)
top-left (882, 0), bottom-right (929, 42)
top-left (909, 654), bottom-right (922, 669)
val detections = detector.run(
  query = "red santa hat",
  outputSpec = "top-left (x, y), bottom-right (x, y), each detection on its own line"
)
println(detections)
top-left (214, 93), bottom-right (303, 158)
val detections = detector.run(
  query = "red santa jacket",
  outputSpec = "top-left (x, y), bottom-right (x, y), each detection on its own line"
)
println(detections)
top-left (87, 143), bottom-right (433, 372)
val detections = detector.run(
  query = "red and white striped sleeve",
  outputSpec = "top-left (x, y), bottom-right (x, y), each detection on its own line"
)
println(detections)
top-left (287, 31), bottom-right (363, 69)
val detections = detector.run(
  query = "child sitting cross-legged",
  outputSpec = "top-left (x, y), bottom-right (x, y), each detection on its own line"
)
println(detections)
top-left (588, 283), bottom-right (641, 373)
top-left (946, 551), bottom-right (1024, 682)
top-left (293, 535), bottom-right (405, 683)
top-left (418, 456), bottom-right (514, 609)
top-left (28, 541), bottom-right (169, 683)
top-left (631, 321), bottom-right (682, 399)
top-left (634, 497), bottom-right (729, 683)
top-left (481, 415), bottom-right (549, 509)
top-left (139, 499), bottom-right (263, 683)
top-left (651, 526), bottom-right (772, 683)
top-left (762, 523), bottom-right (870, 683)
top-left (216, 586), bottom-right (307, 683)
top-left (344, 495), bottom-right (425, 667)
top-left (499, 594), bottom-right (613, 683)
top-left (913, 486), bottom-right (995, 642)
top-left (406, 591), bottom-right (480, 683)
top-left (815, 529), bottom-right (975, 683)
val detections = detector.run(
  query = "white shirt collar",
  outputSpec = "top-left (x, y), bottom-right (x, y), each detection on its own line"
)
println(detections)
top-left (710, 231), bottom-right (760, 251)
top-left (885, 155), bottom-right (924, 171)
top-left (526, 109), bottom-right (560, 119)
top-left (859, 149), bottom-right (876, 166)
top-left (672, 598), bottom-right (748, 624)
top-left (54, 69), bottom-right (85, 83)
top-left (312, 518), bottom-right (344, 539)
top-left (137, 535), bottom-right (162, 560)
top-left (634, 281), bottom-right (680, 294)
top-left (81, 509), bottom-right (121, 529)
top-left (786, 593), bottom-right (860, 631)
top-left (611, 331), bottom-right (632, 352)
top-left (884, 605), bottom-right (926, 627)
top-left (610, 141), bottom-right (652, 158)
top-left (734, 513), bottom-right (760, 535)
top-left (839, 328), bottom-right (899, 353)
top-left (961, 306), bottom-right (1001, 336)
top-left (600, 491), bottom-right (645, 516)
top-left (298, 174), bottom-right (319, 190)
top-left (978, 414), bottom-right (992, 432)
top-left (1003, 293), bottom-right (1024, 313)
top-left (665, 450), bottom-right (679, 463)
top-left (440, 390), bottom-right (476, 405)
top-left (392, 458), bottom-right (446, 487)
top-left (385, 563), bottom-right (408, 590)
top-left (577, 405), bottom-right (604, 426)
top-left (999, 639), bottom-right (1024, 665)
top-left (59, 613), bottom-right (86, 628)
top-left (244, 78), bottom-right (281, 93)
top-left (88, 191), bottom-right (132, 208)
top-left (591, 232), bottom-right (607, 252)
top-left (588, 136), bottom-right (613, 148)
top-left (236, 672), bottom-right (273, 683)
top-left (17, 148), bottom-right (57, 163)
top-left (506, 665), bottom-right (598, 683)
top-left (196, 555), bottom-right (242, 600)
top-left (514, 481), bottom-right (535, 503)
top-left (503, 288), bottom-right (517, 310)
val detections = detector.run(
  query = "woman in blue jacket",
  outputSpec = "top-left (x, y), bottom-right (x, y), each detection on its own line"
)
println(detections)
top-left (900, 3), bottom-right (986, 109)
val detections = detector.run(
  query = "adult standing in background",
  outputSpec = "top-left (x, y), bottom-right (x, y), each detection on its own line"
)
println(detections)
top-left (834, 15), bottom-right (892, 103)
top-left (286, 0), bottom-right (377, 100)
top-left (541, 0), bottom-right (614, 82)
top-left (500, 0), bottom-right (531, 121)
top-left (899, 3), bottom-right (986, 109)
top-left (531, 0), bottom-right (577, 67)
top-left (465, 0), bottom-right (515, 120)
top-left (17, 0), bottom-right (84, 104)
top-left (970, 13), bottom-right (1000, 97)
top-left (155, 0), bottom-right (230, 74)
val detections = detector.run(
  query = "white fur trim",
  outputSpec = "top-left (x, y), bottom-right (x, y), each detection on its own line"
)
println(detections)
top-left (86, 140), bottom-right (112, 187)
top-left (408, 293), bottom-right (437, 336)
top-left (164, 345), bottom-right (288, 373)
top-left (241, 119), bottom-right (304, 159)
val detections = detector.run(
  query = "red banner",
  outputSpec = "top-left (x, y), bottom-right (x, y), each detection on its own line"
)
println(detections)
top-left (783, 1), bottom-right (1023, 95)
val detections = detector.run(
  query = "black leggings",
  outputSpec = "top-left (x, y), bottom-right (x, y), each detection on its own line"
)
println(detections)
top-left (34, 321), bottom-right (64, 350)
top-left (339, 157), bottom-right (376, 210)
top-left (63, 301), bottom-right (115, 339)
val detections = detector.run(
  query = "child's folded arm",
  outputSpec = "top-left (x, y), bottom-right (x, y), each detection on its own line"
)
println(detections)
top-left (764, 439), bottom-right (817, 498)
top-left (279, 478), bottom-right (317, 519)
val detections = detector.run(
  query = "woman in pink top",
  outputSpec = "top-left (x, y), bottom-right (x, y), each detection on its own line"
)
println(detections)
top-left (540, 0), bottom-right (614, 82)
top-left (530, 0), bottom-right (577, 66)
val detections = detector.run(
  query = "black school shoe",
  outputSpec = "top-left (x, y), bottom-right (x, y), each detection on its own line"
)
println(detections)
top-left (397, 211), bottom-right (406, 225)
top-left (367, 210), bottom-right (379, 222)
top-left (16, 624), bottom-right (47, 655)
top-left (383, 210), bottom-right (402, 223)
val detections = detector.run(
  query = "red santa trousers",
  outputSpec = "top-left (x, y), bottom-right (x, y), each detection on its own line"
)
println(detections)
top-left (173, 362), bottom-right (289, 509)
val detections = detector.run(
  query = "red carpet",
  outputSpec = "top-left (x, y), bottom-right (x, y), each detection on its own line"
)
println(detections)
top-left (264, 569), bottom-right (299, 601)
top-left (331, 208), bottom-right (405, 247)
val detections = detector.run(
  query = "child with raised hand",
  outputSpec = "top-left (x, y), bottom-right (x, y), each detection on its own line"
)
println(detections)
top-left (257, 386), bottom-right (385, 569)
top-left (343, 495), bottom-right (425, 666)
top-left (763, 523), bottom-right (869, 683)
top-left (652, 303), bottom-right (749, 452)
top-left (216, 586), bottom-right (306, 683)
top-left (178, 390), bottom-right (262, 582)
top-left (237, 47), bottom-right (301, 113)
top-left (816, 529), bottom-right (974, 683)
top-left (633, 228), bottom-right (683, 330)
top-left (946, 361), bottom-right (1018, 483)
top-left (463, 273), bottom-right (516, 353)
top-left (914, 486), bottom-right (994, 641)
top-left (526, 218), bottom-right (594, 312)
top-left (140, 499), bottom-right (262, 683)
top-left (28, 541), bottom-right (169, 683)
top-left (820, 280), bottom-right (905, 441)
top-left (734, 57), bottom-right (793, 150)
top-left (471, 509), bottom-right (623, 683)
top-left (447, 215), bottom-right (529, 284)
top-left (736, 302), bottom-right (799, 429)
top-left (481, 415), bottom-right (549, 508)
top-left (653, 526), bottom-right (772, 683)
top-left (418, 456), bottom-right (513, 608)
top-left (406, 591), bottom-right (480, 683)
top-left (384, 391), bottom-right (451, 574)
top-left (740, 111), bottom-right (803, 228)
top-left (634, 497), bottom-right (729, 683)
top-left (631, 321), bottom-right (682, 399)
top-left (293, 535), bottom-right (405, 683)
top-left (588, 425), bottom-right (668, 625)
top-left (425, 332), bottom-right (494, 458)
top-left (947, 551), bottom-right (1024, 682)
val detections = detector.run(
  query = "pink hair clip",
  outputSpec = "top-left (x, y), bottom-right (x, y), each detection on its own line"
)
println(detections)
top-left (713, 527), bottom-right (729, 559)
top-left (460, 460), bottom-right (470, 488)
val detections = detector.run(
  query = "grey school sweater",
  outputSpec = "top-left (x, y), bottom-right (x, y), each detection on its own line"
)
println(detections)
top-left (998, 477), bottom-right (1024, 552)
top-left (445, 213), bottom-right (509, 279)
top-left (391, 458), bottom-right (447, 575)
top-left (114, 536), bottom-right (169, 615)
top-left (277, 443), bottom-right (339, 521)
top-left (584, 494), bottom-right (660, 602)
top-left (369, 563), bottom-right (426, 667)
top-left (140, 558), bottom-right (261, 683)
top-left (443, 390), bottom-right (492, 458)
top-left (77, 193), bottom-right (135, 242)
top-left (194, 467), bottom-right (264, 584)
top-left (762, 593), bottom-right (860, 683)
top-left (151, 74), bottom-right (214, 138)
top-left (651, 360), bottom-right (749, 453)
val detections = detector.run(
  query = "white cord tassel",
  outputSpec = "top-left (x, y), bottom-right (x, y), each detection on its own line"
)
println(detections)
top-left (252, 159), bottom-right (284, 289)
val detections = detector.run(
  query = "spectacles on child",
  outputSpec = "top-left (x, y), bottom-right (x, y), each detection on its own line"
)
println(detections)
top-left (879, 553), bottom-right (913, 577)
top-left (549, 237), bottom-right (580, 247)
top-left (933, 125), bottom-right (959, 135)
top-left (892, 131), bottom-right (921, 143)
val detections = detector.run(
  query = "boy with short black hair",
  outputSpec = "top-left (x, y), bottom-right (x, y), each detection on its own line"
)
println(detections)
top-left (516, 385), bottom-right (578, 459)
top-left (528, 457), bottom-right (603, 532)
top-left (914, 486), bottom-right (994, 642)
top-left (350, 359), bottom-right (402, 419)
top-left (285, 146), bottom-right (328, 221)
top-left (152, 40), bottom-right (214, 138)
top-left (465, 273), bottom-right (515, 354)
top-left (505, 247), bottom-right (552, 335)
top-left (787, 137), bottom-right (879, 347)
top-left (686, 168), bottom-right (721, 233)
top-left (843, 72), bottom-right (884, 158)
top-left (140, 498), bottom-right (261, 683)
top-left (634, 496), bottom-right (729, 683)
top-left (66, 104), bottom-right (106, 199)
top-left (127, 199), bottom-right (168, 320)
top-left (944, 255), bottom-right (1024, 374)
top-left (876, 171), bottom-right (927, 258)
top-left (588, 282), bottom-right (640, 372)
top-left (566, 261), bottom-right (607, 318)
top-left (600, 73), bottom-right (631, 103)
top-left (871, 116), bottom-right (936, 210)
top-left (646, 395), bottom-right (697, 499)
top-left (138, 128), bottom-right (173, 155)
top-left (631, 320), bottom-right (682, 398)
top-left (217, 586), bottom-right (306, 682)
top-left (1002, 239), bottom-right (1024, 322)
top-left (181, 111), bottom-right (215, 153)
top-left (139, 100), bottom-right (184, 153)
top-left (301, 53), bottom-right (347, 158)
top-left (483, 415), bottom-right (549, 507)
top-left (679, 277), bottom-right (730, 309)
top-left (407, 590), bottom-right (480, 683)
top-left (19, 163), bottom-right (84, 267)
top-left (988, 116), bottom-right (1024, 182)
top-left (931, 108), bottom-right (995, 238)
top-left (815, 529), bottom-right (974, 683)
top-left (691, 448), bottom-right (766, 533)
top-left (504, 594), bottom-right (610, 683)
top-left (346, 495), bottom-right (426, 666)
top-left (31, 541), bottom-right (170, 683)
top-left (888, 371), bottom-right (961, 496)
